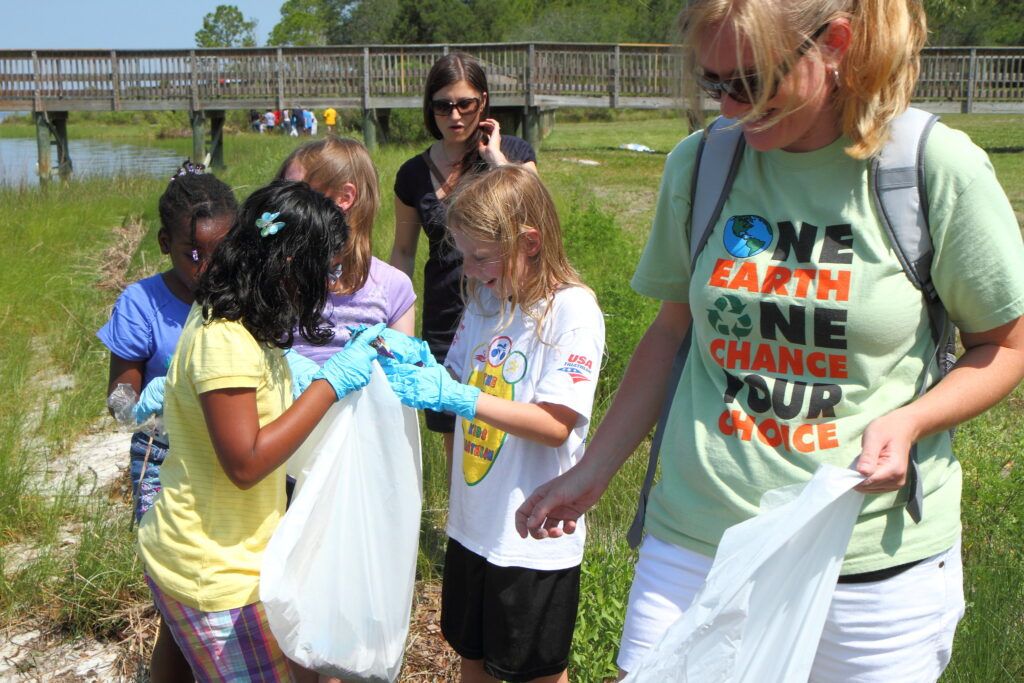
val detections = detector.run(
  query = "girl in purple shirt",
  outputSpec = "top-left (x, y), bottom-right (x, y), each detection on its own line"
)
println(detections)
top-left (278, 137), bottom-right (416, 359)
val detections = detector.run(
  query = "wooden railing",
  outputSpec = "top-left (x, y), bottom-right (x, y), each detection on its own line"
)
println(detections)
top-left (1, 44), bottom-right (1022, 114)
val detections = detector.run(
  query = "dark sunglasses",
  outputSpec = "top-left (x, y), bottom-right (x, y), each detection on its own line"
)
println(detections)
top-left (696, 23), bottom-right (830, 104)
top-left (430, 97), bottom-right (482, 117)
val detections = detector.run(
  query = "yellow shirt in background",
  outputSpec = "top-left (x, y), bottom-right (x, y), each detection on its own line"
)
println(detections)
top-left (323, 107), bottom-right (337, 126)
top-left (138, 304), bottom-right (291, 612)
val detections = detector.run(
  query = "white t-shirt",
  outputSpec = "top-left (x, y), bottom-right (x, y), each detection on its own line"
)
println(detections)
top-left (445, 285), bottom-right (605, 570)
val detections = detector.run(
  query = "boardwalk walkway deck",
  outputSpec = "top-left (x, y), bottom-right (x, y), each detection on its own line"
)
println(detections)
top-left (3, 43), bottom-right (1021, 180)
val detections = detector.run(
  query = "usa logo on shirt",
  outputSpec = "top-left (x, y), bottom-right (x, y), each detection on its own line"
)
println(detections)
top-left (558, 354), bottom-right (594, 384)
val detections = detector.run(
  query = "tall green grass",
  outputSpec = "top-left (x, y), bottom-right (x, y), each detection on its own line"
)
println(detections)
top-left (0, 114), bottom-right (1021, 681)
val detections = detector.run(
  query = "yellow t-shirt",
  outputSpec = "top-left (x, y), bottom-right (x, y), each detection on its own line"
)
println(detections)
top-left (138, 304), bottom-right (291, 612)
top-left (323, 107), bottom-right (337, 126)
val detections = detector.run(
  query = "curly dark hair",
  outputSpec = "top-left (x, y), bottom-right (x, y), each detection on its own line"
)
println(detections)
top-left (158, 163), bottom-right (238, 245)
top-left (195, 179), bottom-right (347, 348)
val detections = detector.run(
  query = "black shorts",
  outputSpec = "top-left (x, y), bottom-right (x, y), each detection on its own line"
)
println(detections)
top-left (441, 539), bottom-right (581, 682)
top-left (425, 408), bottom-right (456, 433)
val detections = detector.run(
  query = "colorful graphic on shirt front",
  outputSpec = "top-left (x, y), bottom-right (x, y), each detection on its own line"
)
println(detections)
top-left (707, 219), bottom-right (853, 457)
top-left (462, 336), bottom-right (520, 485)
top-left (723, 215), bottom-right (774, 258)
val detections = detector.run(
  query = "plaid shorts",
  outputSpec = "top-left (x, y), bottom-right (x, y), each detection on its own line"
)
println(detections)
top-left (146, 575), bottom-right (291, 682)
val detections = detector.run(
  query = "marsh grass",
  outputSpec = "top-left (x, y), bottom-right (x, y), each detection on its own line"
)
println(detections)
top-left (0, 114), bottom-right (1021, 681)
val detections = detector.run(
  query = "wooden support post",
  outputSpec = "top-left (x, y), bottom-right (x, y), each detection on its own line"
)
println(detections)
top-left (540, 108), bottom-right (556, 138)
top-left (361, 47), bottom-right (377, 151)
top-left (51, 111), bottom-right (72, 181)
top-left (276, 47), bottom-right (285, 111)
top-left (191, 110), bottom-right (205, 164)
top-left (524, 45), bottom-right (540, 148)
top-left (189, 50), bottom-right (199, 113)
top-left (526, 44), bottom-right (536, 109)
top-left (209, 110), bottom-right (226, 170)
top-left (362, 109), bottom-right (379, 152)
top-left (611, 45), bottom-right (621, 108)
top-left (377, 109), bottom-right (391, 142)
top-left (493, 109), bottom-right (523, 137)
top-left (524, 106), bottom-right (541, 149)
top-left (110, 50), bottom-right (121, 112)
top-left (964, 48), bottom-right (977, 114)
top-left (34, 111), bottom-right (51, 185)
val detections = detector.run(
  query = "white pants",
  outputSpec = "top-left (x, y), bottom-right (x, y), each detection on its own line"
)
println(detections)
top-left (618, 535), bottom-right (965, 682)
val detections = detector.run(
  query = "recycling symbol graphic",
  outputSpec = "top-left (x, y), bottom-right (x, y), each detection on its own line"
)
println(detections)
top-left (708, 294), bottom-right (753, 338)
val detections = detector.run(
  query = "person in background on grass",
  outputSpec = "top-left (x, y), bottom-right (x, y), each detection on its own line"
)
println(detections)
top-left (136, 180), bottom-right (389, 682)
top-left (515, 0), bottom-right (1024, 680)
top-left (323, 106), bottom-right (338, 134)
top-left (98, 161), bottom-right (236, 683)
top-left (391, 51), bottom-right (537, 472)
top-left (384, 165), bottom-right (605, 683)
top-left (303, 108), bottom-right (318, 136)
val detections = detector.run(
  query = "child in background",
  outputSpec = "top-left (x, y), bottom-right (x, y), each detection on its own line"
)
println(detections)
top-left (384, 165), bottom-right (605, 683)
top-left (98, 163), bottom-right (236, 683)
top-left (137, 179), bottom-right (388, 682)
top-left (278, 137), bottom-right (416, 367)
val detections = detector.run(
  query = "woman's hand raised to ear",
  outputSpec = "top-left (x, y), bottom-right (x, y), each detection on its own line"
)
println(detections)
top-left (477, 118), bottom-right (508, 167)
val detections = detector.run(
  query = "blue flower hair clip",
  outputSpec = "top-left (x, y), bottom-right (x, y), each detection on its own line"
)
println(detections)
top-left (256, 211), bottom-right (286, 237)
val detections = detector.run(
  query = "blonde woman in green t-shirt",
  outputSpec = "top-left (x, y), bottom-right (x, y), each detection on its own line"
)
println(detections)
top-left (515, 0), bottom-right (1024, 680)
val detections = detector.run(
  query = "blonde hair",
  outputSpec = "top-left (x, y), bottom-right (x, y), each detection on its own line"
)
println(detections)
top-left (680, 0), bottom-right (927, 159)
top-left (447, 165), bottom-right (587, 335)
top-left (277, 136), bottom-right (380, 293)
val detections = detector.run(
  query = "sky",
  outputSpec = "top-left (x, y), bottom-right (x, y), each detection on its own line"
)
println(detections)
top-left (4, 1), bottom-right (285, 50)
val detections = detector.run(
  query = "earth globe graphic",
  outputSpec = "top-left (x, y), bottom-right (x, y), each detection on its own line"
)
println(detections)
top-left (723, 215), bottom-right (773, 258)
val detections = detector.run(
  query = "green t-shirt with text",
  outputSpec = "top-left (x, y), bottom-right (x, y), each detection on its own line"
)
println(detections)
top-left (632, 122), bottom-right (1024, 573)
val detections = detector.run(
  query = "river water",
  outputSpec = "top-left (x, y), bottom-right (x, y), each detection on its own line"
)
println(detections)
top-left (0, 137), bottom-right (184, 187)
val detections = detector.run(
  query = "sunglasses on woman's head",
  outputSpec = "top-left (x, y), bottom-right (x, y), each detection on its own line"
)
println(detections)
top-left (696, 23), bottom-right (830, 105)
top-left (430, 97), bottom-right (482, 117)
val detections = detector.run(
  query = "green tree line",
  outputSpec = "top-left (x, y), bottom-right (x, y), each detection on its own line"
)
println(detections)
top-left (199, 0), bottom-right (1023, 48)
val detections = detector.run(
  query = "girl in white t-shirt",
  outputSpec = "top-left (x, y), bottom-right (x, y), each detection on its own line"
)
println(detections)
top-left (385, 165), bottom-right (605, 683)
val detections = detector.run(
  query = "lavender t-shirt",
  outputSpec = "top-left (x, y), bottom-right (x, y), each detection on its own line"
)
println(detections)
top-left (292, 257), bottom-right (416, 365)
top-left (97, 273), bottom-right (192, 388)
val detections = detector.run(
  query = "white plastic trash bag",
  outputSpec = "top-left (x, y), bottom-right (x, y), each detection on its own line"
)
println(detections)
top-left (261, 365), bottom-right (422, 682)
top-left (626, 465), bottom-right (865, 682)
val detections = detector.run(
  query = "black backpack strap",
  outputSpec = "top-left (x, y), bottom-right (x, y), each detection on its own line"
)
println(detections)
top-left (627, 119), bottom-right (745, 549)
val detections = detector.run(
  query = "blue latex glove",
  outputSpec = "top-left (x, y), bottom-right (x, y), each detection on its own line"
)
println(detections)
top-left (284, 348), bottom-right (320, 399)
top-left (384, 363), bottom-right (480, 419)
top-left (313, 322), bottom-right (387, 400)
top-left (373, 328), bottom-right (438, 368)
top-left (133, 376), bottom-right (166, 423)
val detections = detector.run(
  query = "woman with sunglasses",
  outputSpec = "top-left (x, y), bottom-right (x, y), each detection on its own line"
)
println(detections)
top-left (516, 0), bottom-right (1024, 680)
top-left (391, 51), bottom-right (537, 463)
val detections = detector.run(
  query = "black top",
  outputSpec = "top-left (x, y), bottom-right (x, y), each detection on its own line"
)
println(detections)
top-left (394, 135), bottom-right (537, 358)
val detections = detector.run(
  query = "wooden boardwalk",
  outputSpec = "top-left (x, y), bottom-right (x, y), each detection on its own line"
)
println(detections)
top-left (2, 43), bottom-right (1022, 115)
top-left (3, 42), bottom-right (1021, 181)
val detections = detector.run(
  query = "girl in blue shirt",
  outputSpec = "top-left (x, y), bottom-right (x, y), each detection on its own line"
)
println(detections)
top-left (97, 163), bottom-right (237, 683)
